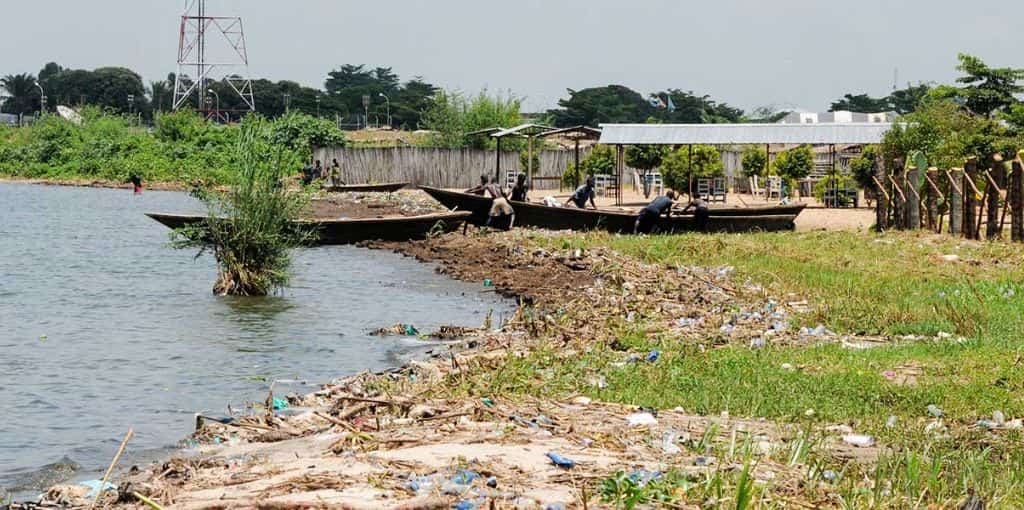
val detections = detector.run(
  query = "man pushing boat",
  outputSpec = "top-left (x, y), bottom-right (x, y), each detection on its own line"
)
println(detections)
top-left (634, 189), bottom-right (678, 234)
top-left (466, 174), bottom-right (515, 228)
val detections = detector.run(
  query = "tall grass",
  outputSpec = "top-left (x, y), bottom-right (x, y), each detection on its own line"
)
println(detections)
top-left (172, 116), bottom-right (311, 296)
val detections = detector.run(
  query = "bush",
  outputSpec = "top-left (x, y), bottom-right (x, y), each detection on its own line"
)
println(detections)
top-left (171, 117), bottom-right (312, 296)
top-left (772, 145), bottom-right (814, 180)
top-left (813, 174), bottom-right (855, 202)
top-left (849, 146), bottom-right (879, 190)
top-left (660, 145), bottom-right (723, 193)
top-left (741, 146), bottom-right (766, 177)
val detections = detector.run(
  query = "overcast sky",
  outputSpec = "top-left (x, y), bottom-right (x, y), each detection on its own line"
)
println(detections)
top-left (5, 0), bottom-right (1022, 113)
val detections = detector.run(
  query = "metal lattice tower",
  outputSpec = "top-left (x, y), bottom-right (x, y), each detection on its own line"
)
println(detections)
top-left (172, 0), bottom-right (255, 116)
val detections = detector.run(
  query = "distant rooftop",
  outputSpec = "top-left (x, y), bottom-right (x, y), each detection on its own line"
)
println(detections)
top-left (778, 110), bottom-right (895, 124)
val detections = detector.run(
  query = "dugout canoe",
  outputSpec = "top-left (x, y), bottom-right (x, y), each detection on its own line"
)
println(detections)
top-left (144, 210), bottom-right (471, 245)
top-left (324, 182), bottom-right (408, 193)
top-left (419, 186), bottom-right (804, 233)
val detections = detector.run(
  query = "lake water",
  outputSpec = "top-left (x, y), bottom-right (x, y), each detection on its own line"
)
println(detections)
top-left (0, 183), bottom-right (513, 497)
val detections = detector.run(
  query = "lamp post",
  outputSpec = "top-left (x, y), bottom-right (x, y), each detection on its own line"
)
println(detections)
top-left (283, 93), bottom-right (291, 113)
top-left (35, 82), bottom-right (46, 115)
top-left (378, 92), bottom-right (390, 128)
top-left (207, 88), bottom-right (220, 121)
top-left (316, 95), bottom-right (321, 117)
top-left (128, 94), bottom-right (135, 116)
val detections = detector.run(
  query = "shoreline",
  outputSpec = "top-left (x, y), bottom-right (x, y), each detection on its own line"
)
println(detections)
top-left (0, 176), bottom-right (189, 192)
top-left (19, 229), bottom-right (886, 509)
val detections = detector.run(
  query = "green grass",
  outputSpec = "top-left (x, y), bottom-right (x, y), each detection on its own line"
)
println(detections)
top-left (447, 230), bottom-right (1024, 507)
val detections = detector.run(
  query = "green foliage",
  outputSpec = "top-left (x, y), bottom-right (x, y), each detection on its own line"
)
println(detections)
top-left (772, 145), bottom-right (814, 180)
top-left (1, 73), bottom-right (40, 115)
top-left (830, 93), bottom-right (891, 113)
top-left (954, 53), bottom-right (1024, 117)
top-left (661, 145), bottom-right (723, 192)
top-left (563, 144), bottom-right (616, 187)
top-left (740, 146), bottom-right (767, 177)
top-left (421, 89), bottom-right (522, 149)
top-left (882, 99), bottom-right (1012, 169)
top-left (848, 145), bottom-right (880, 190)
top-left (624, 144), bottom-right (668, 172)
top-left (0, 109), bottom-right (338, 185)
top-left (548, 85), bottom-right (744, 127)
top-left (171, 117), bottom-right (311, 296)
top-left (829, 83), bottom-right (931, 115)
top-left (812, 174), bottom-right (855, 201)
top-left (268, 111), bottom-right (347, 159)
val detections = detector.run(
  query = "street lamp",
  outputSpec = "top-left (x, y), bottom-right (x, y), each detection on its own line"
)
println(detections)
top-left (35, 82), bottom-right (46, 115)
top-left (315, 95), bottom-right (321, 117)
top-left (283, 93), bottom-right (291, 113)
top-left (378, 92), bottom-right (390, 128)
top-left (207, 88), bottom-right (220, 121)
top-left (128, 94), bottom-right (135, 116)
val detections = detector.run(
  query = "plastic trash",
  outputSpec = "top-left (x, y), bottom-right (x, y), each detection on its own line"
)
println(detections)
top-left (822, 470), bottom-right (838, 482)
top-left (749, 337), bottom-right (766, 349)
top-left (454, 501), bottom-right (476, 510)
top-left (404, 324), bottom-right (419, 336)
top-left (646, 350), bottom-right (661, 363)
top-left (781, 363), bottom-right (795, 371)
top-left (675, 317), bottom-right (702, 328)
top-left (545, 504), bottom-right (566, 510)
top-left (628, 469), bottom-right (663, 487)
top-left (993, 410), bottom-right (1006, 425)
top-left (977, 419), bottom-right (998, 429)
top-left (80, 480), bottom-right (117, 499)
top-left (588, 376), bottom-right (608, 389)
top-left (483, 278), bottom-right (493, 287)
top-left (452, 469), bottom-right (480, 485)
top-left (661, 428), bottom-right (682, 455)
top-left (927, 404), bottom-right (943, 418)
top-left (533, 415), bottom-right (554, 427)
top-left (771, 320), bottom-right (788, 332)
top-left (719, 324), bottom-right (735, 335)
top-left (486, 476), bottom-right (498, 488)
top-left (886, 415), bottom-right (898, 428)
top-left (694, 456), bottom-right (716, 466)
top-left (626, 412), bottom-right (658, 426)
top-left (271, 398), bottom-right (289, 410)
top-left (842, 434), bottom-right (875, 447)
top-left (546, 451), bottom-right (575, 469)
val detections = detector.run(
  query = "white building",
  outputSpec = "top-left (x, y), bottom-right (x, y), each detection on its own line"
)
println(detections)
top-left (779, 110), bottom-right (894, 124)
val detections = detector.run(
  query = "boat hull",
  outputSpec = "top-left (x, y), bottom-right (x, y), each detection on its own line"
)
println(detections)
top-left (419, 186), bottom-right (803, 233)
top-left (324, 182), bottom-right (408, 193)
top-left (145, 211), bottom-right (471, 245)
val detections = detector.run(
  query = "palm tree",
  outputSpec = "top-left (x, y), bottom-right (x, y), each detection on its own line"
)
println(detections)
top-left (0, 73), bottom-right (40, 115)
top-left (149, 80), bottom-right (171, 113)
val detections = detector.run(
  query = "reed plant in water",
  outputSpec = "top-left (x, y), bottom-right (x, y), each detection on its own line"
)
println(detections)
top-left (172, 116), bottom-right (312, 296)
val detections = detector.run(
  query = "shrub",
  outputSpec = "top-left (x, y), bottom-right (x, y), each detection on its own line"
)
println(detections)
top-left (849, 146), bottom-right (879, 190)
top-left (741, 146), bottom-right (767, 177)
top-left (772, 145), bottom-right (814, 180)
top-left (661, 145), bottom-right (723, 193)
top-left (563, 145), bottom-right (616, 187)
top-left (171, 116), bottom-right (312, 296)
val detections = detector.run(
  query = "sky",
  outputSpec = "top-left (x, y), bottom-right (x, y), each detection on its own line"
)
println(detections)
top-left (4, 0), bottom-right (1022, 113)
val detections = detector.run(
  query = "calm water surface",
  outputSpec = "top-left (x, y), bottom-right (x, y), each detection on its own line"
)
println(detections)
top-left (0, 183), bottom-right (512, 496)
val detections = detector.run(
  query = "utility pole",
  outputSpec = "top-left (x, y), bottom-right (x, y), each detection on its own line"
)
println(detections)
top-left (35, 82), bottom-right (46, 115)
top-left (173, 0), bottom-right (255, 116)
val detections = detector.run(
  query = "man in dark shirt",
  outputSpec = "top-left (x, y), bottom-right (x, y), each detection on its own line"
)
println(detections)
top-left (510, 173), bottom-right (529, 202)
top-left (565, 176), bottom-right (597, 209)
top-left (635, 189), bottom-right (677, 234)
top-left (682, 192), bottom-right (711, 232)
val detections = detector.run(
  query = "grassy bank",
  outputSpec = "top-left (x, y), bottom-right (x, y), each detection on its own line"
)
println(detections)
top-left (0, 109), bottom-right (344, 185)
top-left (437, 230), bottom-right (1024, 508)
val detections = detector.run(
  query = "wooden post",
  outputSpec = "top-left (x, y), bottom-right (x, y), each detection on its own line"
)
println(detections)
top-left (1012, 153), bottom-right (1024, 242)
top-left (573, 138), bottom-right (581, 190)
top-left (949, 167), bottom-right (964, 236)
top-left (964, 157), bottom-right (979, 240)
top-left (905, 166), bottom-right (921, 229)
top-left (986, 154), bottom-right (1004, 239)
top-left (925, 168), bottom-right (940, 232)
top-left (615, 144), bottom-right (625, 206)
top-left (527, 136), bottom-right (534, 190)
top-left (891, 159), bottom-right (905, 229)
top-left (495, 136), bottom-right (502, 185)
top-left (873, 161), bottom-right (889, 232)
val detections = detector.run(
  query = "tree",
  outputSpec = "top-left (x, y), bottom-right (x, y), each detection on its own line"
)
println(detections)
top-left (548, 85), bottom-right (651, 127)
top-left (772, 145), bottom-right (814, 180)
top-left (625, 144), bottom-right (669, 197)
top-left (954, 53), bottom-right (1024, 117)
top-left (744, 105), bottom-right (789, 123)
top-left (882, 98), bottom-right (1011, 170)
top-left (829, 93), bottom-right (891, 113)
top-left (848, 146), bottom-right (880, 190)
top-left (149, 80), bottom-right (172, 113)
top-left (661, 145), bottom-right (723, 193)
top-left (1, 73), bottom-right (40, 115)
top-left (564, 144), bottom-right (616, 186)
top-left (889, 83), bottom-right (931, 115)
top-left (741, 146), bottom-right (767, 177)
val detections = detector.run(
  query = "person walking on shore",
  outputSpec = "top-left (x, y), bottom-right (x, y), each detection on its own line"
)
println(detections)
top-left (635, 189), bottom-right (677, 234)
top-left (565, 176), bottom-right (597, 209)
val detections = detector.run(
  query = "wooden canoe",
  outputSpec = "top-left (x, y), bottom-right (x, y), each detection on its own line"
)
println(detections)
top-left (419, 186), bottom-right (804, 234)
top-left (145, 210), bottom-right (471, 245)
top-left (324, 182), bottom-right (408, 193)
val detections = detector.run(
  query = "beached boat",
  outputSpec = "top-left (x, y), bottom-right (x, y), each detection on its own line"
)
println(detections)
top-left (324, 182), bottom-right (408, 193)
top-left (145, 211), bottom-right (471, 245)
top-left (419, 186), bottom-right (804, 233)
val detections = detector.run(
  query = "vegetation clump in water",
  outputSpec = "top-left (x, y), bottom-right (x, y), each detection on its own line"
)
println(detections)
top-left (172, 117), bottom-right (312, 296)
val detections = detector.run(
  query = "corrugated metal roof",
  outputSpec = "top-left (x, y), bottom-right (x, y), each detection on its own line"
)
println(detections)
top-left (598, 123), bottom-right (893, 145)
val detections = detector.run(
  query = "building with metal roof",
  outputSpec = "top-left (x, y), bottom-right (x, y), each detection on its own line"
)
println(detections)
top-left (598, 122), bottom-right (893, 146)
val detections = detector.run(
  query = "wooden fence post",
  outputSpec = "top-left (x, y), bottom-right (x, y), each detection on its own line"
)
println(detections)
top-left (1012, 152), bottom-right (1024, 242)
top-left (891, 159), bottom-right (905, 229)
top-left (949, 167), bottom-right (963, 236)
top-left (964, 157), bottom-right (979, 240)
top-left (905, 166), bottom-right (921, 229)
top-left (986, 154), bottom-right (1005, 239)
top-left (874, 162), bottom-right (889, 231)
top-left (926, 167), bottom-right (940, 232)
